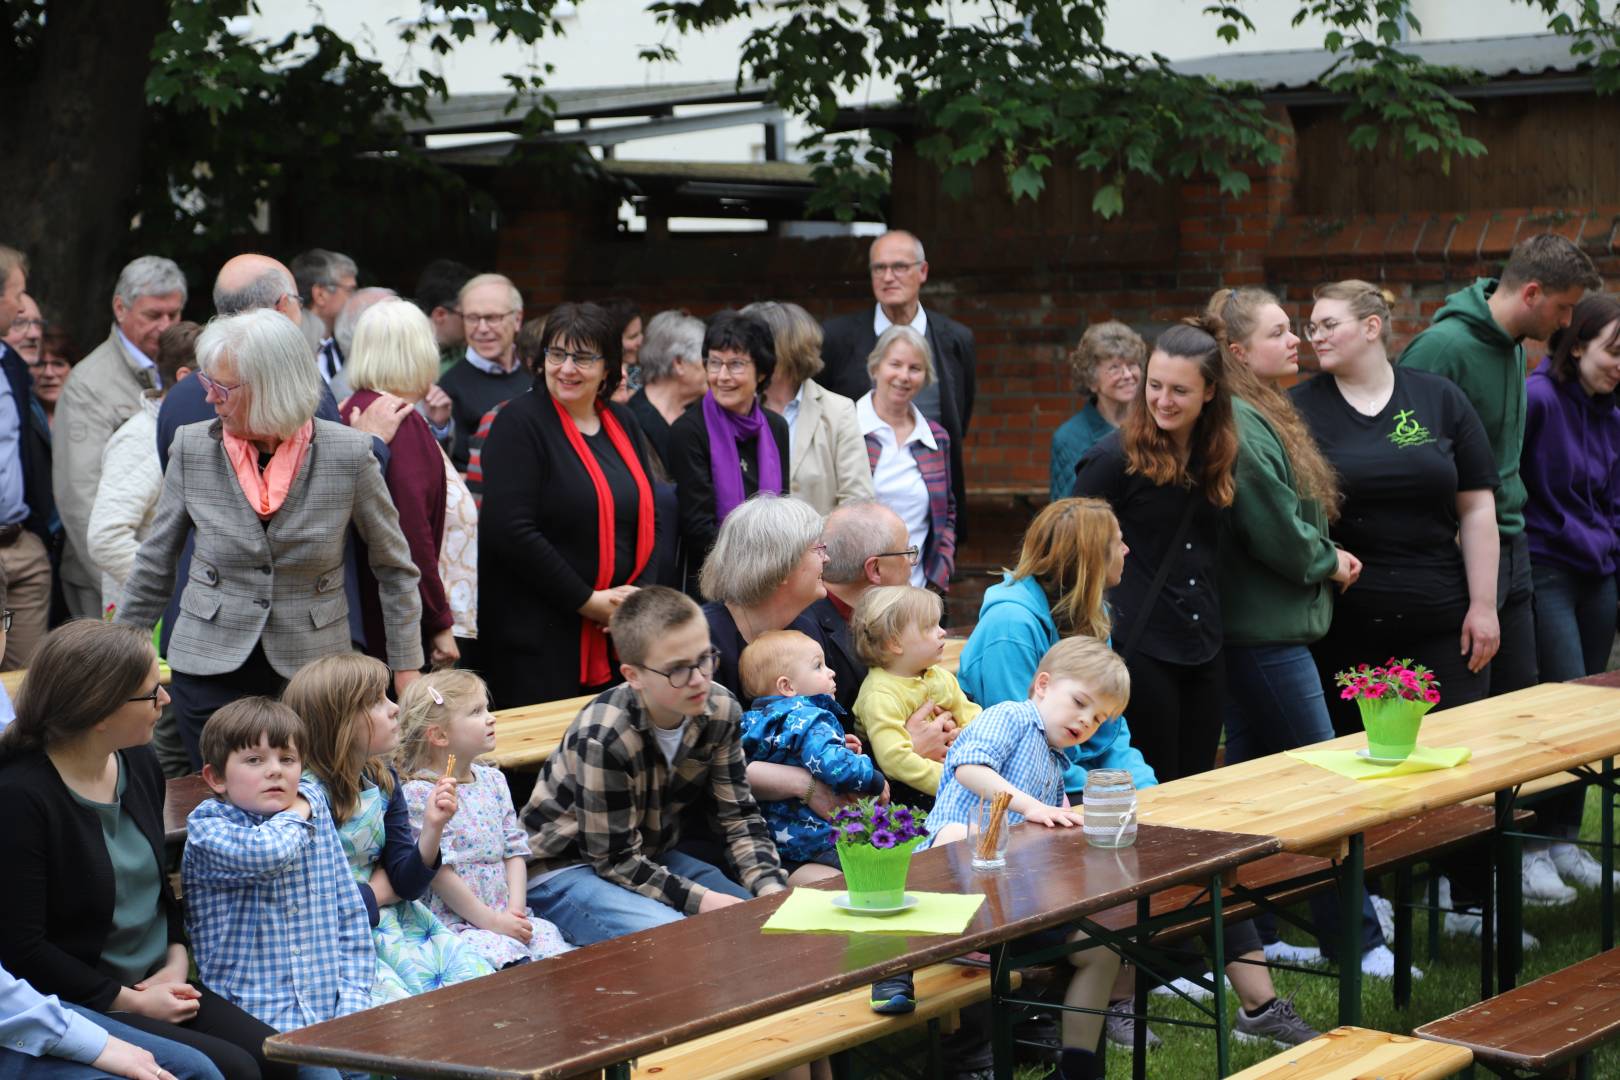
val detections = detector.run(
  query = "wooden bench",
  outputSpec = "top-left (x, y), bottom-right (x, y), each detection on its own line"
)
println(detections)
top-left (631, 963), bottom-right (1011, 1080)
top-left (1414, 946), bottom-right (1620, 1075)
top-left (164, 773), bottom-right (213, 845)
top-left (1230, 1026), bottom-right (1471, 1079)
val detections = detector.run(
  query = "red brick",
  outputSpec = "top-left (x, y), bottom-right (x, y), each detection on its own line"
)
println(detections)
top-left (1477, 211), bottom-right (1526, 258)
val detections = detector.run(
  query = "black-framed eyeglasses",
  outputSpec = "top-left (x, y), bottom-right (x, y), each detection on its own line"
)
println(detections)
top-left (1, 609), bottom-right (11, 632)
top-left (125, 684), bottom-right (164, 707)
top-left (640, 647), bottom-right (721, 688)
top-left (544, 347), bottom-right (604, 371)
top-left (872, 546), bottom-right (921, 566)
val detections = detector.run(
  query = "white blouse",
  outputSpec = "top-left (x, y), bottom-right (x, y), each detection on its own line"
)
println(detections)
top-left (856, 392), bottom-right (936, 588)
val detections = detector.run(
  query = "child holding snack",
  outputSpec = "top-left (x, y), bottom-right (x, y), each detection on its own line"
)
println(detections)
top-left (851, 585), bottom-right (981, 806)
top-left (283, 655), bottom-right (493, 1004)
top-left (183, 698), bottom-right (372, 1046)
top-left (396, 671), bottom-right (570, 968)
top-left (926, 636), bottom-right (1130, 1080)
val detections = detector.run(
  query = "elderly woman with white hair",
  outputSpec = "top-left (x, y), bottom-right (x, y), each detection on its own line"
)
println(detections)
top-left (118, 309), bottom-right (423, 763)
top-left (858, 325), bottom-right (956, 593)
top-left (343, 298), bottom-right (473, 670)
top-left (626, 310), bottom-right (708, 467)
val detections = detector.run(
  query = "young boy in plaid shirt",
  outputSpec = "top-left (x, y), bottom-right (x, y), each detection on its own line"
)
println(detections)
top-left (520, 586), bottom-right (788, 946)
top-left (183, 698), bottom-right (373, 1045)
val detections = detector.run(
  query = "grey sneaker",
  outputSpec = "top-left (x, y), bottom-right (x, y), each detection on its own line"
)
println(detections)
top-left (1103, 999), bottom-right (1162, 1050)
top-left (1232, 996), bottom-right (1320, 1048)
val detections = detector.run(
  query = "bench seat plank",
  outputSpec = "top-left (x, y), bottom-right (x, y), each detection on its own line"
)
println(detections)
top-left (1414, 946), bottom-right (1620, 1071)
top-left (1229, 1026), bottom-right (1471, 1079)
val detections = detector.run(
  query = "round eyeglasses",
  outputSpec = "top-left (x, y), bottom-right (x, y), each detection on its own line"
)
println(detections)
top-left (640, 648), bottom-right (721, 688)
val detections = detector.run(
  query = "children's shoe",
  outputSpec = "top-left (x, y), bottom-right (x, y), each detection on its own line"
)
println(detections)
top-left (1262, 939), bottom-right (1323, 965)
top-left (870, 972), bottom-right (916, 1014)
top-left (1360, 944), bottom-right (1422, 981)
top-left (1551, 842), bottom-right (1620, 891)
top-left (1370, 893), bottom-right (1395, 943)
top-left (1148, 973), bottom-right (1218, 1002)
top-left (1521, 849), bottom-right (1577, 906)
top-left (1231, 996), bottom-right (1320, 1048)
top-left (1102, 1000), bottom-right (1161, 1050)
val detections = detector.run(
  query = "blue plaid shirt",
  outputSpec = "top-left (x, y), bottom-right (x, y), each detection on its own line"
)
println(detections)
top-left (926, 699), bottom-right (1067, 835)
top-left (183, 776), bottom-right (373, 1031)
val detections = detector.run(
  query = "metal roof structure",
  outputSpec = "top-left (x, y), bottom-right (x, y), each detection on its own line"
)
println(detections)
top-left (402, 80), bottom-right (772, 136)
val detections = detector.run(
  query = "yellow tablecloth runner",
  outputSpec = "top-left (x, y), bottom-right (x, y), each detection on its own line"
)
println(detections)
top-left (1287, 745), bottom-right (1471, 781)
top-left (762, 887), bottom-right (985, 935)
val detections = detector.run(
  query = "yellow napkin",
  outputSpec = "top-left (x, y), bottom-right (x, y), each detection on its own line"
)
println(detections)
top-left (762, 887), bottom-right (985, 935)
top-left (1287, 745), bottom-right (1471, 781)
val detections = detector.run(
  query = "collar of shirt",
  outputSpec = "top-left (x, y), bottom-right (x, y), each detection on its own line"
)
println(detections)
top-left (463, 345), bottom-right (517, 377)
top-left (856, 391), bottom-right (938, 449)
top-left (782, 380), bottom-right (807, 427)
top-left (874, 303), bottom-right (928, 338)
top-left (116, 326), bottom-right (161, 389)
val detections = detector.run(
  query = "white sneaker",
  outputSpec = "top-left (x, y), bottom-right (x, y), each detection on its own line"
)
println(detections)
top-left (1521, 849), bottom-right (1577, 907)
top-left (1359, 944), bottom-right (1422, 981)
top-left (1442, 907), bottom-right (1540, 951)
top-left (1370, 894), bottom-right (1395, 943)
top-left (1550, 843), bottom-right (1620, 891)
top-left (1149, 974), bottom-right (1217, 1002)
top-left (1262, 940), bottom-right (1323, 965)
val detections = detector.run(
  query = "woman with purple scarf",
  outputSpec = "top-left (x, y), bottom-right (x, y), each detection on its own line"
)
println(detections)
top-left (668, 311), bottom-right (791, 595)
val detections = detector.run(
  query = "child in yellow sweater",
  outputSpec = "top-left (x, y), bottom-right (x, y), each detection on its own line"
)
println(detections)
top-left (851, 586), bottom-right (981, 807)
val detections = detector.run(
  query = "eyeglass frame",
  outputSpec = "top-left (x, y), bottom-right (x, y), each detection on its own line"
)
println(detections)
top-left (9, 317), bottom-right (45, 334)
top-left (464, 311), bottom-right (517, 328)
top-left (870, 260), bottom-right (923, 278)
top-left (197, 370), bottom-right (243, 402)
top-left (544, 347), bottom-right (605, 371)
top-left (125, 684), bottom-right (165, 707)
top-left (638, 647), bottom-right (722, 689)
top-left (871, 545), bottom-right (921, 566)
top-left (1303, 316), bottom-right (1366, 340)
top-left (704, 356), bottom-right (754, 376)
top-left (1, 609), bottom-right (11, 632)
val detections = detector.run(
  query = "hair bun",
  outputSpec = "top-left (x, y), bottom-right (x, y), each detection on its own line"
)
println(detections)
top-left (1379, 287), bottom-right (1397, 305)
top-left (1183, 311), bottom-right (1226, 341)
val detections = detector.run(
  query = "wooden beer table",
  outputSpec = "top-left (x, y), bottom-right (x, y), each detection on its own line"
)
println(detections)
top-left (267, 822), bottom-right (1277, 1080)
top-left (1136, 680), bottom-right (1620, 1025)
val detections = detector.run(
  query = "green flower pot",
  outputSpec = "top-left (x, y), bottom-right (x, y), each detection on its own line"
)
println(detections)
top-left (835, 836), bottom-right (925, 909)
top-left (1356, 694), bottom-right (1434, 761)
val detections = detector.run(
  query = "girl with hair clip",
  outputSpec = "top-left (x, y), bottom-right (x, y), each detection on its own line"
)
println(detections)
top-left (282, 655), bottom-right (493, 1005)
top-left (396, 671), bottom-right (571, 967)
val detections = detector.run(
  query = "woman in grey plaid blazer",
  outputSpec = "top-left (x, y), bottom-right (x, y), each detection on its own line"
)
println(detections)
top-left (119, 310), bottom-right (423, 759)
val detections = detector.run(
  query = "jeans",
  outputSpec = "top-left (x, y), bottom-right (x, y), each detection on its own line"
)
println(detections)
top-left (528, 850), bottom-right (754, 946)
top-left (0, 1005), bottom-right (225, 1080)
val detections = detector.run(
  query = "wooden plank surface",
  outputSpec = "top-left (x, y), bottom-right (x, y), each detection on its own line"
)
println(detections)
top-left (485, 638), bottom-right (967, 771)
top-left (266, 822), bottom-right (1278, 1080)
top-left (2, 661), bottom-right (171, 698)
top-left (1138, 681), bottom-right (1620, 853)
top-left (1228, 1026), bottom-right (1471, 1079)
top-left (164, 774), bottom-right (213, 844)
top-left (1414, 946), bottom-right (1620, 1071)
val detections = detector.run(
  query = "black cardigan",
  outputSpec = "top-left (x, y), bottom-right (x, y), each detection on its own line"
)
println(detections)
top-left (668, 403), bottom-right (791, 594)
top-left (0, 745), bottom-right (186, 1011)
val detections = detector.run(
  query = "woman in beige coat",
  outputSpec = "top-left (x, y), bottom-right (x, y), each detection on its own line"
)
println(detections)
top-left (749, 301), bottom-right (875, 516)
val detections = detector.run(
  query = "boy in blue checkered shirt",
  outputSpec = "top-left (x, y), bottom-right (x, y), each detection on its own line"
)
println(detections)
top-left (927, 637), bottom-right (1130, 1080)
top-left (183, 698), bottom-right (373, 1048)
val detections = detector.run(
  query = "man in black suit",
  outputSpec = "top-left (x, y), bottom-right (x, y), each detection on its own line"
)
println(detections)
top-left (819, 230), bottom-right (976, 533)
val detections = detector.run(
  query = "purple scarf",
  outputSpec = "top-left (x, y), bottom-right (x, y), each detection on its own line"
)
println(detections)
top-left (703, 391), bottom-right (783, 521)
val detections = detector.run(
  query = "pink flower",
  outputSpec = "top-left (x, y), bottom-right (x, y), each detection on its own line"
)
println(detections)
top-left (1423, 688), bottom-right (1441, 703)
top-left (1341, 687), bottom-right (1358, 700)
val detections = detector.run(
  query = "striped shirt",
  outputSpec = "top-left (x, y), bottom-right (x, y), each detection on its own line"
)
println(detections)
top-left (926, 699), bottom-right (1067, 835)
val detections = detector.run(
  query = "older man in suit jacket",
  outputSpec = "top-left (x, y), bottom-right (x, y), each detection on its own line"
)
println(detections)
top-left (818, 230), bottom-right (976, 534)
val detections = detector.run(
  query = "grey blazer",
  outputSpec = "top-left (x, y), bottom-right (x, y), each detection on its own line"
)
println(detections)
top-left (119, 418), bottom-right (425, 677)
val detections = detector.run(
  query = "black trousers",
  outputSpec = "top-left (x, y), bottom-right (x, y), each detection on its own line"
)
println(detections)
top-left (1122, 651), bottom-right (1225, 784)
top-left (170, 643), bottom-right (287, 771)
top-left (109, 984), bottom-right (295, 1080)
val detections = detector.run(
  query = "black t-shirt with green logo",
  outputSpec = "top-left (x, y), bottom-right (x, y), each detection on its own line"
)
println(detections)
top-left (1292, 367), bottom-right (1498, 614)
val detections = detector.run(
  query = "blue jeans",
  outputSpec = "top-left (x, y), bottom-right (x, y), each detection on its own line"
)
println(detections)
top-left (1223, 644), bottom-right (1335, 764)
top-left (0, 1006), bottom-right (226, 1080)
top-left (528, 850), bottom-right (754, 946)
top-left (1529, 561), bottom-right (1617, 835)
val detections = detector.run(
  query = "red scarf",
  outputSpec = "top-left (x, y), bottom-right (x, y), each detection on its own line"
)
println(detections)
top-left (553, 394), bottom-right (656, 686)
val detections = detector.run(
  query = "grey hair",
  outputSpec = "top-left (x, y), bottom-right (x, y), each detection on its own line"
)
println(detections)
top-left (865, 325), bottom-right (935, 389)
top-left (346, 297), bottom-right (437, 399)
top-left (197, 309), bottom-right (323, 439)
top-left (115, 256), bottom-right (188, 306)
top-left (334, 287), bottom-right (397, 360)
top-left (821, 499), bottom-right (905, 584)
top-left (699, 494), bottom-right (824, 606)
top-left (289, 249), bottom-right (358, 298)
top-left (638, 310), bottom-right (705, 383)
top-left (458, 272), bottom-right (522, 314)
top-left (214, 265), bottom-right (296, 316)
top-left (870, 230), bottom-right (926, 264)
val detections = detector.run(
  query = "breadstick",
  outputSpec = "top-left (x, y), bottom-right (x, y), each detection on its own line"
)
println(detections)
top-left (445, 753), bottom-right (458, 783)
top-left (975, 791), bottom-right (1013, 861)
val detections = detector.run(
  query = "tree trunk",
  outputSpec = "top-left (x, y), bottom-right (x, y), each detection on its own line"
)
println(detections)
top-left (0, 0), bottom-right (170, 345)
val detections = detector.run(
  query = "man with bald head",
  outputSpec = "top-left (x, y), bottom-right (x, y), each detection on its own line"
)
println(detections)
top-left (213, 253), bottom-right (304, 322)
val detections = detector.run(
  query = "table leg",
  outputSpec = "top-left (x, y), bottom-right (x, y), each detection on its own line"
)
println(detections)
top-left (1604, 757), bottom-right (1615, 953)
top-left (989, 942), bottom-right (1014, 1080)
top-left (1393, 864), bottom-right (1413, 1010)
top-left (1133, 897), bottom-right (1149, 1080)
top-left (606, 1064), bottom-right (631, 1080)
top-left (1212, 872), bottom-right (1228, 1079)
top-left (1495, 789), bottom-right (1523, 992)
top-left (1337, 832), bottom-right (1364, 1027)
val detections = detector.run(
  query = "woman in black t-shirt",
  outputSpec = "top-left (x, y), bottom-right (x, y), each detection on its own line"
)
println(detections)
top-left (1293, 281), bottom-right (1500, 736)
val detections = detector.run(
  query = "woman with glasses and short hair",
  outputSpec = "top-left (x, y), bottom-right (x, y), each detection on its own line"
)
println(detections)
top-left (1050, 321), bottom-right (1145, 501)
top-left (479, 302), bottom-right (659, 709)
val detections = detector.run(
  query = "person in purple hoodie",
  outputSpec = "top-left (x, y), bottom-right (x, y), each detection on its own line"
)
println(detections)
top-left (1521, 293), bottom-right (1620, 894)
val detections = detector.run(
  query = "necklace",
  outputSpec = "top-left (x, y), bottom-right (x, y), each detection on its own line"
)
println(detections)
top-left (1336, 373), bottom-right (1394, 416)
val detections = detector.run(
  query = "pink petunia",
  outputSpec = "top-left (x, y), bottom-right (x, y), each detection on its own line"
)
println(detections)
top-left (1423, 688), bottom-right (1440, 703)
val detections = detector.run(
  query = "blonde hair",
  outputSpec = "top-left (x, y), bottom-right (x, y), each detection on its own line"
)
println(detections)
top-left (1010, 498), bottom-right (1116, 640)
top-left (1069, 321), bottom-right (1146, 392)
top-left (609, 586), bottom-right (704, 668)
top-left (1207, 288), bottom-right (1342, 521)
top-left (865, 325), bottom-right (935, 389)
top-left (1035, 636), bottom-right (1130, 710)
top-left (346, 298), bottom-right (439, 400)
top-left (1312, 279), bottom-right (1394, 348)
top-left (738, 629), bottom-right (819, 701)
top-left (395, 670), bottom-right (491, 780)
top-left (740, 301), bottom-right (825, 387)
top-left (851, 585), bottom-right (943, 668)
top-left (282, 653), bottom-right (395, 824)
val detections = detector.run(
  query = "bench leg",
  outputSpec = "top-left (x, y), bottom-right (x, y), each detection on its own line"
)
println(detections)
top-left (1428, 868), bottom-right (1441, 964)
top-left (1393, 864), bottom-right (1413, 1010)
top-left (1337, 833), bottom-right (1364, 1027)
top-left (1212, 871), bottom-right (1229, 1079)
top-left (989, 943), bottom-right (1015, 1080)
top-left (1604, 757), bottom-right (1615, 953)
top-left (1133, 897), bottom-right (1150, 1080)
top-left (1494, 788), bottom-right (1523, 992)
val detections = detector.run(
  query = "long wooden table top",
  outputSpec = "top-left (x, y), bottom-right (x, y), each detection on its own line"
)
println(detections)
top-left (2, 660), bottom-right (171, 698)
top-left (1139, 680), bottom-right (1620, 855)
top-left (484, 637), bottom-right (967, 771)
top-left (267, 821), bottom-right (1278, 1079)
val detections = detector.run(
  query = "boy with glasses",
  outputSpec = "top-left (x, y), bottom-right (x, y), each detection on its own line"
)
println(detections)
top-left (519, 586), bottom-right (787, 945)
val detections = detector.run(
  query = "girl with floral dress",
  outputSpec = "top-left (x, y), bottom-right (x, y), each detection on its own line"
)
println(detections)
top-left (396, 672), bottom-right (570, 967)
top-left (283, 655), bottom-right (494, 1004)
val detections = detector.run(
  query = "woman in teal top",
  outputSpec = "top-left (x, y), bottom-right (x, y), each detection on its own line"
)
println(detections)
top-left (1048, 322), bottom-right (1143, 500)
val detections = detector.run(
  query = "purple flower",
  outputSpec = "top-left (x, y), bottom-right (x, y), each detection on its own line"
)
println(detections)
top-left (870, 829), bottom-right (898, 849)
top-left (889, 805), bottom-right (914, 826)
top-left (841, 822), bottom-right (866, 840)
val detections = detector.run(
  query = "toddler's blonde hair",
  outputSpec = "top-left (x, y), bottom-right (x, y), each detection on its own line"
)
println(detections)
top-left (1034, 636), bottom-right (1131, 711)
top-left (396, 669), bottom-right (492, 780)
top-left (738, 629), bottom-right (819, 702)
top-left (851, 585), bottom-right (943, 669)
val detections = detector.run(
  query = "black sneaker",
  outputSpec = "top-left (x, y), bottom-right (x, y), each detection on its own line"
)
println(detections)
top-left (871, 971), bottom-right (916, 1014)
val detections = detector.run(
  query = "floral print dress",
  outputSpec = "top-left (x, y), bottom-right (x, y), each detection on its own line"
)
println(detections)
top-left (403, 764), bottom-right (571, 968)
top-left (338, 781), bottom-right (495, 1004)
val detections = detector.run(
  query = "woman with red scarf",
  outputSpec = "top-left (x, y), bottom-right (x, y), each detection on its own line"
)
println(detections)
top-left (479, 303), bottom-right (657, 709)
top-left (667, 312), bottom-right (791, 595)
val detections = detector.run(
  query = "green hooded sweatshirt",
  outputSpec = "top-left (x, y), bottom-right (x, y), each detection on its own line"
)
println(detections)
top-left (1399, 278), bottom-right (1527, 535)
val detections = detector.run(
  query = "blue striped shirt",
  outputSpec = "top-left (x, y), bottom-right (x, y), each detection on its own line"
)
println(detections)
top-left (926, 699), bottom-right (1067, 835)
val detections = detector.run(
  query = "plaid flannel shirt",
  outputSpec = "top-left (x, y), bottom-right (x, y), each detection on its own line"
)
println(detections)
top-left (183, 777), bottom-right (373, 1031)
top-left (864, 419), bottom-right (957, 591)
top-left (521, 681), bottom-right (788, 914)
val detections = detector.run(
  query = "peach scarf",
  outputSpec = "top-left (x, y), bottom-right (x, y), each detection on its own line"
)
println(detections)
top-left (221, 421), bottom-right (314, 519)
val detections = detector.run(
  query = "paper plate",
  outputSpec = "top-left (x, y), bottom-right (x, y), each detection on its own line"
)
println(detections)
top-left (829, 892), bottom-right (920, 916)
top-left (1355, 748), bottom-right (1411, 767)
